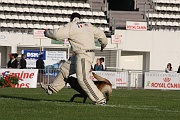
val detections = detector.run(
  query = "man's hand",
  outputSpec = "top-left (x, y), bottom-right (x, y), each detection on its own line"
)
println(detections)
top-left (101, 45), bottom-right (106, 51)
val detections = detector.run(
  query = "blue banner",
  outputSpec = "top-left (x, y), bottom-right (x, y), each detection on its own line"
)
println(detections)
top-left (24, 50), bottom-right (46, 60)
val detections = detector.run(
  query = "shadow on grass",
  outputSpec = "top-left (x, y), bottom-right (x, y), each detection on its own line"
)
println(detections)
top-left (0, 95), bottom-right (88, 104)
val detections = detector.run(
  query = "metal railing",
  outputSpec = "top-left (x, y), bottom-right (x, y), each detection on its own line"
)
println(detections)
top-left (0, 66), bottom-right (168, 89)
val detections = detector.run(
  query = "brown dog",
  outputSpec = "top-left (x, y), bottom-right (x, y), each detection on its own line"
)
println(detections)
top-left (65, 72), bottom-right (112, 103)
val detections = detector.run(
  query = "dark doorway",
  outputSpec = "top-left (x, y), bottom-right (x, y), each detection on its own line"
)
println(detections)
top-left (108, 0), bottom-right (135, 11)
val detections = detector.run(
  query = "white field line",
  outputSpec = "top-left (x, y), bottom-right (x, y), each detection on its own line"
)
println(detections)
top-left (0, 97), bottom-right (179, 113)
top-left (40, 100), bottom-right (180, 113)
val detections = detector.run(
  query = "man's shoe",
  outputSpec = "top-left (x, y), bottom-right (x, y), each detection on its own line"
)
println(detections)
top-left (40, 82), bottom-right (53, 95)
top-left (95, 101), bottom-right (106, 106)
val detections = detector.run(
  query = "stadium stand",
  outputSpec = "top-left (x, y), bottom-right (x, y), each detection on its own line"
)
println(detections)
top-left (0, 0), bottom-right (110, 35)
top-left (147, 0), bottom-right (180, 32)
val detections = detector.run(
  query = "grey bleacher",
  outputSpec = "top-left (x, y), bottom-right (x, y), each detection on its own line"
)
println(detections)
top-left (108, 0), bottom-right (153, 30)
top-left (0, 0), bottom-right (110, 34)
top-left (147, 0), bottom-right (180, 32)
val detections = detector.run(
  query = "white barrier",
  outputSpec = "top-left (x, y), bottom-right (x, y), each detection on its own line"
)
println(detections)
top-left (0, 69), bottom-right (38, 88)
top-left (144, 72), bottom-right (180, 90)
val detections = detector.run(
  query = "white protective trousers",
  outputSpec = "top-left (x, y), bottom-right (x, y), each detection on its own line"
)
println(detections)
top-left (48, 52), bottom-right (106, 103)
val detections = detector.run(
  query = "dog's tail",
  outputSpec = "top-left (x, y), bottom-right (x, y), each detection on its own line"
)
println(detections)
top-left (92, 72), bottom-right (112, 85)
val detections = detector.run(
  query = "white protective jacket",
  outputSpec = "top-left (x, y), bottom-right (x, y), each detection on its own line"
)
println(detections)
top-left (45, 18), bottom-right (108, 54)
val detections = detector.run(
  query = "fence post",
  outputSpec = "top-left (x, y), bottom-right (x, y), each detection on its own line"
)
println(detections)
top-left (47, 67), bottom-right (50, 84)
top-left (127, 70), bottom-right (131, 90)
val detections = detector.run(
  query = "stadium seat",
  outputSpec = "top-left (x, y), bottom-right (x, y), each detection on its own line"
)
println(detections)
top-left (65, 2), bottom-right (72, 7)
top-left (64, 18), bottom-right (70, 22)
top-left (164, 14), bottom-right (170, 19)
top-left (80, 11), bottom-right (87, 16)
top-left (88, 18), bottom-right (95, 23)
top-left (38, 16), bottom-right (44, 21)
top-left (82, 18), bottom-right (89, 22)
top-left (84, 3), bottom-right (90, 8)
top-left (61, 9), bottom-right (68, 15)
top-left (8, 0), bottom-right (15, 4)
top-left (40, 1), bottom-right (47, 6)
top-left (53, 25), bottom-right (60, 29)
top-left (27, 24), bottom-right (34, 29)
top-left (166, 21), bottom-right (173, 26)
top-left (92, 11), bottom-right (99, 16)
top-left (20, 23), bottom-right (27, 28)
top-left (14, 23), bottom-right (21, 28)
top-left (12, 15), bottom-right (19, 20)
top-left (36, 8), bottom-right (43, 13)
top-left (34, 1), bottom-right (41, 6)
top-left (0, 14), bottom-right (6, 19)
top-left (169, 14), bottom-right (176, 19)
top-left (0, 6), bottom-right (3, 11)
top-left (153, 13), bottom-right (158, 18)
top-left (156, 21), bottom-right (161, 26)
top-left (161, 21), bottom-right (166, 26)
top-left (57, 17), bottom-right (64, 22)
top-left (171, 0), bottom-right (176, 4)
top-left (101, 19), bottom-right (108, 24)
top-left (67, 10), bottom-right (73, 15)
top-left (159, 0), bottom-right (165, 3)
top-left (73, 10), bottom-right (80, 14)
top-left (3, 6), bottom-right (10, 12)
top-left (175, 14), bottom-right (180, 19)
top-left (161, 6), bottom-right (166, 11)
top-left (33, 16), bottom-right (39, 21)
top-left (59, 2), bottom-right (66, 7)
top-left (158, 14), bottom-right (164, 18)
top-left (1, 23), bottom-right (8, 27)
top-left (9, 7), bottom-right (16, 12)
top-left (21, 0), bottom-right (28, 4)
top-left (72, 3), bottom-right (78, 8)
top-left (7, 23), bottom-right (14, 28)
top-left (48, 9), bottom-right (55, 14)
top-left (172, 7), bottom-right (178, 11)
top-left (40, 24), bottom-right (47, 29)
top-left (104, 27), bottom-right (109, 31)
top-left (44, 17), bottom-right (51, 21)
top-left (94, 19), bottom-right (101, 24)
top-left (2, 0), bottom-right (8, 3)
top-left (16, 8), bottom-right (24, 12)
top-left (99, 12), bottom-right (105, 16)
top-left (29, 8), bottom-right (37, 13)
top-left (15, 0), bottom-right (21, 4)
top-left (23, 8), bottom-right (30, 12)
top-left (27, 0), bottom-right (34, 5)
top-left (51, 17), bottom-right (58, 22)
top-left (52, 1), bottom-right (59, 6)
top-left (172, 22), bottom-right (179, 26)
top-left (33, 24), bottom-right (40, 29)
top-left (148, 13), bottom-right (153, 18)
top-left (77, 3), bottom-right (84, 8)
top-left (18, 15), bottom-right (25, 20)
top-left (42, 8), bottom-right (49, 14)
top-left (54, 9), bottom-right (62, 14)
top-left (155, 6), bottom-right (161, 11)
top-left (86, 11), bottom-right (93, 16)
top-left (166, 6), bottom-right (173, 11)
top-left (25, 15), bottom-right (32, 20)
top-left (47, 25), bottom-right (53, 29)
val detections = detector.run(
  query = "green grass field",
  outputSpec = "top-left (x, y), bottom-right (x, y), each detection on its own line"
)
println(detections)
top-left (0, 88), bottom-right (179, 120)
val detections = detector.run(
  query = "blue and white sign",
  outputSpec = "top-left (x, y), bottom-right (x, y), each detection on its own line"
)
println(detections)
top-left (22, 50), bottom-right (66, 68)
top-left (24, 50), bottom-right (46, 60)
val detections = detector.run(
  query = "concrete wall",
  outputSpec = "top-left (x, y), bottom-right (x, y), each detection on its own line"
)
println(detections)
top-left (115, 30), bottom-right (180, 71)
top-left (1, 30), bottom-right (180, 71)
